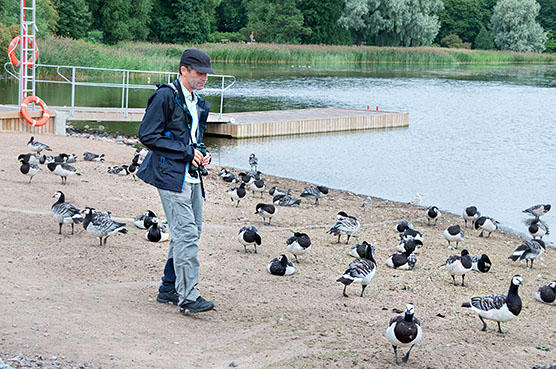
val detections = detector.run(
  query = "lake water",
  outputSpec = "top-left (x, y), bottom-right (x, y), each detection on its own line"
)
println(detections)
top-left (2, 63), bottom-right (555, 243)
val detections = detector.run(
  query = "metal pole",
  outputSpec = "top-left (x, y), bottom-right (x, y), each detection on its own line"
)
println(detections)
top-left (121, 71), bottom-right (125, 109)
top-left (124, 70), bottom-right (129, 118)
top-left (219, 76), bottom-right (225, 119)
top-left (18, 0), bottom-right (24, 106)
top-left (31, 0), bottom-right (36, 101)
top-left (71, 67), bottom-right (76, 116)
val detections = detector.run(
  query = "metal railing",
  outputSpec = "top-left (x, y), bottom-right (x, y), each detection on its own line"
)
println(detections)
top-left (3, 62), bottom-right (236, 119)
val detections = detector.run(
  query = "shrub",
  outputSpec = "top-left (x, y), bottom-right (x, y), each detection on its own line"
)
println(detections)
top-left (209, 31), bottom-right (247, 43)
top-left (440, 34), bottom-right (471, 49)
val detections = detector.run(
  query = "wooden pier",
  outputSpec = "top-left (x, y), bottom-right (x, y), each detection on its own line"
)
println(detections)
top-left (0, 105), bottom-right (408, 138)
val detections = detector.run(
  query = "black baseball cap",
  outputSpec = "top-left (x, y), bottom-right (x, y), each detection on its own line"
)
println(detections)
top-left (180, 48), bottom-right (215, 74)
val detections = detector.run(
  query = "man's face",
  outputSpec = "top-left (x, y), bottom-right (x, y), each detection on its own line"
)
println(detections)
top-left (181, 66), bottom-right (208, 92)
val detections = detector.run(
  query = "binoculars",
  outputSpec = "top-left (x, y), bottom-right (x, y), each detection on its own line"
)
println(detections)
top-left (189, 143), bottom-right (209, 177)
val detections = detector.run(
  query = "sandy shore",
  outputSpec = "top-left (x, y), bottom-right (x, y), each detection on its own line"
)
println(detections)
top-left (1, 131), bottom-right (555, 369)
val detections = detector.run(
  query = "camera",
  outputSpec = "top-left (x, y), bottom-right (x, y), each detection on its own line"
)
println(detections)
top-left (189, 143), bottom-right (209, 178)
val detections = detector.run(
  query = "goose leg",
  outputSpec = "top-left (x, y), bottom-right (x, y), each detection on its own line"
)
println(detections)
top-left (294, 255), bottom-right (299, 263)
top-left (345, 235), bottom-right (351, 244)
top-left (451, 275), bottom-right (457, 286)
top-left (342, 285), bottom-right (348, 297)
top-left (71, 223), bottom-right (74, 235)
top-left (98, 237), bottom-right (103, 246)
top-left (479, 316), bottom-right (487, 331)
top-left (243, 245), bottom-right (247, 253)
top-left (530, 259), bottom-right (534, 269)
top-left (58, 223), bottom-right (63, 235)
top-left (236, 200), bottom-right (240, 208)
top-left (103, 236), bottom-right (109, 246)
top-left (360, 284), bottom-right (367, 297)
top-left (337, 234), bottom-right (341, 243)
top-left (497, 321), bottom-right (504, 334)
top-left (392, 345), bottom-right (401, 366)
top-left (479, 231), bottom-right (484, 237)
top-left (461, 275), bottom-right (466, 287)
top-left (402, 344), bottom-right (415, 363)
top-left (254, 244), bottom-right (258, 254)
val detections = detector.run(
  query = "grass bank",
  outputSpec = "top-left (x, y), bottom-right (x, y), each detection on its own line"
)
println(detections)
top-left (17, 37), bottom-right (556, 77)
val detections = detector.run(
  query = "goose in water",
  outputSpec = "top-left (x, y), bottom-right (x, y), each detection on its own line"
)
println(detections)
top-left (462, 275), bottom-right (523, 334)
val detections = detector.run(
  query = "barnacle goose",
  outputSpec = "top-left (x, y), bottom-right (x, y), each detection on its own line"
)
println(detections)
top-left (300, 185), bottom-right (329, 205)
top-left (250, 178), bottom-right (266, 198)
top-left (267, 254), bottom-right (295, 276)
top-left (474, 216), bottom-right (499, 238)
top-left (82, 207), bottom-right (127, 246)
top-left (18, 153), bottom-right (39, 165)
top-left (528, 220), bottom-right (548, 239)
top-left (508, 239), bottom-right (545, 268)
top-left (395, 220), bottom-right (414, 234)
top-left (523, 204), bottom-right (551, 219)
top-left (27, 136), bottom-right (52, 153)
top-left (255, 203), bottom-right (276, 225)
top-left (327, 211), bottom-right (360, 244)
top-left (82, 152), bottom-right (105, 161)
top-left (471, 254), bottom-right (492, 273)
top-left (51, 191), bottom-right (83, 235)
top-left (286, 232), bottom-right (312, 263)
top-left (386, 249), bottom-right (417, 270)
top-left (237, 225), bottom-right (262, 253)
top-left (535, 282), bottom-right (556, 305)
top-left (425, 206), bottom-right (441, 225)
top-left (273, 194), bottom-right (301, 206)
top-left (445, 249), bottom-right (473, 287)
top-left (227, 183), bottom-right (246, 207)
top-left (20, 159), bottom-right (40, 183)
top-left (462, 206), bottom-right (481, 228)
top-left (350, 241), bottom-right (373, 258)
top-left (386, 303), bottom-right (422, 365)
top-left (134, 210), bottom-right (157, 229)
top-left (337, 242), bottom-right (376, 297)
top-left (248, 153), bottom-right (258, 171)
top-left (462, 275), bottom-right (523, 334)
top-left (47, 162), bottom-right (80, 185)
top-left (145, 218), bottom-right (169, 242)
top-left (443, 225), bottom-right (464, 248)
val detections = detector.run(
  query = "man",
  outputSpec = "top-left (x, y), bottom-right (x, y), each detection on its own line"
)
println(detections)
top-left (137, 49), bottom-right (214, 314)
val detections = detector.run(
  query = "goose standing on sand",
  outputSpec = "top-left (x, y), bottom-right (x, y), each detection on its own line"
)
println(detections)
top-left (301, 185), bottom-right (329, 205)
top-left (523, 204), bottom-right (551, 219)
top-left (249, 153), bottom-right (258, 171)
top-left (250, 178), bottom-right (266, 198)
top-left (82, 152), bottom-right (105, 161)
top-left (462, 206), bottom-right (481, 228)
top-left (474, 216), bottom-right (498, 238)
top-left (228, 183), bottom-right (246, 207)
top-left (127, 156), bottom-right (140, 180)
top-left (337, 241), bottom-right (376, 297)
top-left (508, 239), bottom-right (545, 268)
top-left (386, 303), bottom-right (422, 366)
top-left (82, 207), bottom-right (127, 246)
top-left (443, 225), bottom-right (464, 248)
top-left (462, 275), bottom-right (523, 334)
top-left (395, 220), bottom-right (414, 234)
top-left (47, 162), bottom-right (80, 185)
top-left (286, 232), bottom-right (312, 263)
top-left (445, 249), bottom-right (473, 286)
top-left (238, 225), bottom-right (262, 253)
top-left (327, 211), bottom-right (360, 244)
top-left (471, 254), bottom-right (492, 273)
top-left (19, 159), bottom-right (40, 183)
top-left (18, 153), bottom-right (39, 165)
top-left (529, 220), bottom-right (548, 239)
top-left (51, 191), bottom-right (83, 235)
top-left (273, 194), bottom-right (301, 206)
top-left (145, 218), bottom-right (169, 242)
top-left (267, 254), bottom-right (295, 276)
top-left (425, 206), bottom-right (441, 225)
top-left (535, 282), bottom-right (556, 305)
top-left (255, 203), bottom-right (276, 225)
top-left (27, 136), bottom-right (52, 153)
top-left (134, 210), bottom-right (157, 229)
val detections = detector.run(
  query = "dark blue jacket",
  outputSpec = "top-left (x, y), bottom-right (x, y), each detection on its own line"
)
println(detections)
top-left (137, 79), bottom-right (212, 192)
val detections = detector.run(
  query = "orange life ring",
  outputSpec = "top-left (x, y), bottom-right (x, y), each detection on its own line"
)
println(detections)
top-left (8, 36), bottom-right (39, 68)
top-left (20, 96), bottom-right (51, 127)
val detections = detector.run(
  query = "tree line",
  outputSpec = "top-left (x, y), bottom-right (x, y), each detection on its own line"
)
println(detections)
top-left (0, 0), bottom-right (554, 53)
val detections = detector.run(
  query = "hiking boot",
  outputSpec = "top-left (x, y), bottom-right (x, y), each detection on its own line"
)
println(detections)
top-left (157, 290), bottom-right (179, 305)
top-left (180, 296), bottom-right (214, 314)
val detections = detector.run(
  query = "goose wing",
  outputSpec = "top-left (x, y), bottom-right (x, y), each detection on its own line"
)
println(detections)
top-left (471, 294), bottom-right (506, 311)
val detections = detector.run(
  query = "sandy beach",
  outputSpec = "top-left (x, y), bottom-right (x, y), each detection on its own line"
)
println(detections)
top-left (1, 131), bottom-right (554, 369)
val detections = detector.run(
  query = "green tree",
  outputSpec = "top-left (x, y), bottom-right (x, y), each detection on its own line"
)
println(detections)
top-left (0, 0), bottom-right (59, 36)
top-left (440, 33), bottom-right (471, 48)
top-left (148, 0), bottom-right (174, 43)
top-left (98, 0), bottom-right (151, 44)
top-left (437, 0), bottom-right (496, 44)
top-left (297, 0), bottom-right (351, 44)
top-left (215, 0), bottom-right (247, 32)
top-left (244, 0), bottom-right (310, 44)
top-left (339, 0), bottom-right (444, 46)
top-left (54, 0), bottom-right (92, 39)
top-left (537, 0), bottom-right (556, 32)
top-left (205, 0), bottom-right (222, 33)
top-left (474, 25), bottom-right (495, 49)
top-left (545, 29), bottom-right (556, 52)
top-left (173, 0), bottom-right (210, 43)
top-left (491, 0), bottom-right (546, 52)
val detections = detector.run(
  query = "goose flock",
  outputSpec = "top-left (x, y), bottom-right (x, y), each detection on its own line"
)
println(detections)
top-left (17, 136), bottom-right (555, 366)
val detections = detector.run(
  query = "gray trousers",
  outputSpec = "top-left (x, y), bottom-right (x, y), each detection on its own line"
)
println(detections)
top-left (158, 184), bottom-right (203, 306)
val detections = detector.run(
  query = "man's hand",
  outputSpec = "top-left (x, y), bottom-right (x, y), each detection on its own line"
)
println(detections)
top-left (192, 149), bottom-right (203, 167)
top-left (201, 152), bottom-right (211, 168)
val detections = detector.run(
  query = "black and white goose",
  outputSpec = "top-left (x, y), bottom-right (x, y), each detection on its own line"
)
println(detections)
top-left (300, 185), bottom-right (329, 205)
top-left (227, 183), bottom-right (246, 207)
top-left (273, 194), bottom-right (301, 206)
top-left (508, 239), bottom-right (545, 268)
top-left (267, 254), bottom-right (295, 276)
top-left (471, 254), bottom-right (492, 273)
top-left (249, 178), bottom-right (266, 198)
top-left (51, 191), bottom-right (83, 235)
top-left (400, 228), bottom-right (424, 246)
top-left (65, 153), bottom-right (77, 163)
top-left (396, 238), bottom-right (420, 255)
top-left (255, 203), bottom-right (276, 225)
top-left (27, 136), bottom-right (52, 153)
top-left (445, 249), bottom-right (473, 287)
top-left (523, 204), bottom-right (551, 219)
top-left (269, 186), bottom-right (290, 197)
top-left (135, 147), bottom-right (148, 164)
top-left (529, 220), bottom-right (548, 239)
top-left (82, 207), bottom-right (128, 246)
top-left (327, 211), bottom-right (360, 244)
top-left (462, 206), bottom-right (481, 228)
top-left (337, 241), bottom-right (376, 297)
top-left (219, 169), bottom-right (237, 183)
top-left (47, 162), bottom-right (80, 185)
top-left (286, 232), bottom-right (312, 263)
top-left (237, 225), bottom-right (262, 253)
top-left (19, 159), bottom-right (40, 183)
top-left (474, 216), bottom-right (498, 238)
top-left (349, 241), bottom-right (375, 258)
top-left (386, 249), bottom-right (417, 270)
top-left (395, 220), bottom-right (414, 234)
top-left (18, 153), bottom-right (39, 165)
top-left (82, 152), bottom-right (105, 161)
top-left (145, 218), bottom-right (169, 242)
top-left (39, 154), bottom-right (55, 164)
top-left (249, 153), bottom-right (258, 171)
top-left (535, 282), bottom-right (556, 305)
top-left (239, 171), bottom-right (260, 185)
top-left (134, 210), bottom-right (157, 229)
top-left (462, 275), bottom-right (523, 334)
top-left (443, 225), bottom-right (464, 248)
top-left (386, 303), bottom-right (423, 366)
top-left (107, 165), bottom-right (130, 176)
top-left (425, 206), bottom-right (441, 225)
